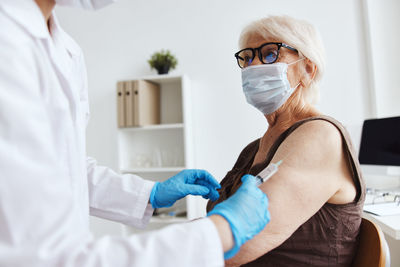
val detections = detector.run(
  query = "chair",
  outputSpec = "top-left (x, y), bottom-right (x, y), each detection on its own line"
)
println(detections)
top-left (352, 217), bottom-right (391, 267)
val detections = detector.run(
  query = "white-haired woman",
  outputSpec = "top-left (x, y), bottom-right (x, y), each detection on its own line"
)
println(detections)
top-left (207, 15), bottom-right (365, 266)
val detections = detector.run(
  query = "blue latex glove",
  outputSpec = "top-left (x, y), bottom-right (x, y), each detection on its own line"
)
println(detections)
top-left (150, 169), bottom-right (221, 209)
top-left (207, 174), bottom-right (270, 259)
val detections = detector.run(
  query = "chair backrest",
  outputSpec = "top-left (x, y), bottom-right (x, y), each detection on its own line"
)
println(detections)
top-left (352, 217), bottom-right (390, 267)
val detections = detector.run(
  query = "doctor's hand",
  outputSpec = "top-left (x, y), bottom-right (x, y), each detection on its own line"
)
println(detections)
top-left (207, 175), bottom-right (270, 260)
top-left (149, 169), bottom-right (220, 209)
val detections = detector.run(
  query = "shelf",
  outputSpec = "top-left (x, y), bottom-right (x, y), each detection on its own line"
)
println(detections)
top-left (117, 74), bottom-right (200, 225)
top-left (150, 216), bottom-right (188, 224)
top-left (120, 123), bottom-right (184, 132)
top-left (140, 73), bottom-right (185, 84)
top-left (121, 167), bottom-right (185, 173)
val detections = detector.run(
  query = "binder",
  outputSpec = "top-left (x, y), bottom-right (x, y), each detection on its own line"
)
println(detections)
top-left (124, 80), bottom-right (160, 127)
top-left (136, 80), bottom-right (160, 126)
top-left (125, 81), bottom-right (135, 127)
top-left (116, 81), bottom-right (126, 127)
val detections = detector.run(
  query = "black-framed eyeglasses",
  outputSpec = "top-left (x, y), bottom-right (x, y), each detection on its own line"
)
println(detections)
top-left (234, 42), bottom-right (298, 69)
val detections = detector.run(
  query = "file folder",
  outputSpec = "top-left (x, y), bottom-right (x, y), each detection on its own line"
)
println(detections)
top-left (117, 81), bottom-right (126, 127)
top-left (125, 81), bottom-right (135, 127)
top-left (124, 80), bottom-right (160, 127)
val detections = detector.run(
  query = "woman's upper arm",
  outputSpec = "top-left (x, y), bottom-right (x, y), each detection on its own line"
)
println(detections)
top-left (226, 120), bottom-right (347, 266)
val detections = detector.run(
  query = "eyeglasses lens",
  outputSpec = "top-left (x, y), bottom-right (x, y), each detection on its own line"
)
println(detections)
top-left (260, 44), bottom-right (279, 64)
top-left (237, 49), bottom-right (254, 68)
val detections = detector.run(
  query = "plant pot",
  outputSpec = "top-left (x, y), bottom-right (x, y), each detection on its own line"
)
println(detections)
top-left (156, 65), bottom-right (170, 75)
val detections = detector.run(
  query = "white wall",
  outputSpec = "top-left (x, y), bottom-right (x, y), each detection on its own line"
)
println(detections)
top-left (56, 0), bottom-right (373, 236)
top-left (56, 0), bottom-right (371, 183)
top-left (55, 0), bottom-right (387, 233)
top-left (56, 0), bottom-right (400, 263)
top-left (365, 0), bottom-right (400, 118)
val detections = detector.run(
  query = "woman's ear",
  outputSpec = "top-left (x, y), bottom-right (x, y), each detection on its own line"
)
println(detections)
top-left (302, 59), bottom-right (317, 87)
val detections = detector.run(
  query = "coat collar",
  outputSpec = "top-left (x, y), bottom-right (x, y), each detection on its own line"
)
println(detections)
top-left (0, 0), bottom-right (50, 39)
top-left (49, 13), bottom-right (82, 57)
top-left (0, 0), bottom-right (81, 57)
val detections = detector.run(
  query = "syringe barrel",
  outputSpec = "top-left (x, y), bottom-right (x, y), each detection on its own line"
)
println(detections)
top-left (255, 163), bottom-right (279, 186)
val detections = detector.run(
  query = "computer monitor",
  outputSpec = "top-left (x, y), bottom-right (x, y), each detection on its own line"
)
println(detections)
top-left (359, 116), bottom-right (400, 176)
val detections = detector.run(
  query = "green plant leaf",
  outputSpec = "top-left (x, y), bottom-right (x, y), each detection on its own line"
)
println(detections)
top-left (148, 49), bottom-right (178, 71)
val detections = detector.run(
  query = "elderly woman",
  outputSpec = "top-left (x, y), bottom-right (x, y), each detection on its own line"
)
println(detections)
top-left (207, 15), bottom-right (365, 266)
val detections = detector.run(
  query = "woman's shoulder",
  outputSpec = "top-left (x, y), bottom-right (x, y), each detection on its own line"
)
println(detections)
top-left (298, 116), bottom-right (342, 135)
top-left (287, 115), bottom-right (346, 144)
top-left (292, 115), bottom-right (344, 131)
top-left (280, 116), bottom-right (345, 160)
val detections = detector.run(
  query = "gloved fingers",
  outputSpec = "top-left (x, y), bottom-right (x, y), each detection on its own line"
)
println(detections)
top-left (195, 179), bottom-right (220, 200)
top-left (184, 184), bottom-right (210, 196)
top-left (240, 175), bottom-right (269, 205)
top-left (241, 174), bottom-right (257, 186)
top-left (202, 187), bottom-right (220, 201)
top-left (187, 169), bottom-right (221, 189)
top-left (209, 188), bottom-right (220, 201)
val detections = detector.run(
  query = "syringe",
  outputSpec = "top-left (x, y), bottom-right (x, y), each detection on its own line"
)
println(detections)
top-left (255, 160), bottom-right (283, 187)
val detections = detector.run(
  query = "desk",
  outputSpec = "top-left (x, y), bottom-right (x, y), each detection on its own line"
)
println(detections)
top-left (363, 212), bottom-right (400, 240)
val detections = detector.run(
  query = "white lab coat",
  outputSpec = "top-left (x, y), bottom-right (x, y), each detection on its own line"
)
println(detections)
top-left (0, 0), bottom-right (223, 266)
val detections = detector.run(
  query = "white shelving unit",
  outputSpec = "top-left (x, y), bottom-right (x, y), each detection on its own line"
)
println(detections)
top-left (117, 74), bottom-right (199, 233)
top-left (121, 167), bottom-right (186, 174)
top-left (119, 123), bottom-right (184, 132)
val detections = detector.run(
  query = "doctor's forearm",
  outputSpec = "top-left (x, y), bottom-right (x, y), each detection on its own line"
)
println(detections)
top-left (208, 215), bottom-right (234, 252)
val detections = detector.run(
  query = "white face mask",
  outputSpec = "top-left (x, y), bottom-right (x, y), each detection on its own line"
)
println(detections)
top-left (55, 0), bottom-right (116, 10)
top-left (241, 59), bottom-right (303, 115)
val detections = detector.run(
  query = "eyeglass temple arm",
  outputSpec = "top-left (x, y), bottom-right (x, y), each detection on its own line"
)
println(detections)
top-left (235, 53), bottom-right (244, 60)
top-left (281, 43), bottom-right (298, 53)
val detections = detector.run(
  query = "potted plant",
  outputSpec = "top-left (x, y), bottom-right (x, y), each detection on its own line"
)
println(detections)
top-left (148, 50), bottom-right (178, 75)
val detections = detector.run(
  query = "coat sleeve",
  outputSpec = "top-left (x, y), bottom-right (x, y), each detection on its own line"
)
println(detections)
top-left (87, 157), bottom-right (155, 228)
top-left (65, 218), bottom-right (224, 267)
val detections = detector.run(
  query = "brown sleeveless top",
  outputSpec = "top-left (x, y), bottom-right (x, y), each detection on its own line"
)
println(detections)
top-left (206, 116), bottom-right (366, 266)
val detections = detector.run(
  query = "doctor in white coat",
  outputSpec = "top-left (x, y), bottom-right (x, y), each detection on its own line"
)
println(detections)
top-left (0, 0), bottom-right (271, 266)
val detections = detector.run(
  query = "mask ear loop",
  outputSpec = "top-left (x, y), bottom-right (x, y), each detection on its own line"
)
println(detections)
top-left (288, 57), bottom-right (305, 66)
top-left (288, 57), bottom-right (307, 89)
top-left (284, 82), bottom-right (300, 96)
top-left (292, 82), bottom-right (301, 90)
top-left (285, 57), bottom-right (305, 93)
top-left (297, 58), bottom-right (316, 89)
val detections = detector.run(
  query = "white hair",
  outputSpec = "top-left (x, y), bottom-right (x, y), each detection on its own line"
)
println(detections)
top-left (239, 15), bottom-right (325, 104)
